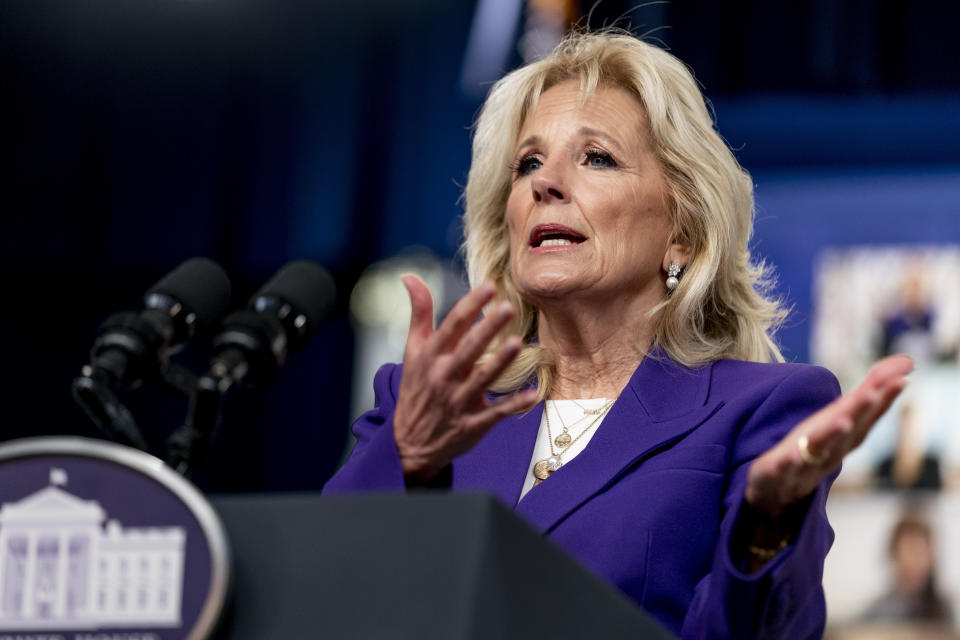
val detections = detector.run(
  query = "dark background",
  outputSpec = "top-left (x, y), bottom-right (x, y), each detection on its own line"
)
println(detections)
top-left (2, 0), bottom-right (958, 492)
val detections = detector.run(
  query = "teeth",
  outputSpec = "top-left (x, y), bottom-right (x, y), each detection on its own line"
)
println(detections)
top-left (539, 238), bottom-right (575, 247)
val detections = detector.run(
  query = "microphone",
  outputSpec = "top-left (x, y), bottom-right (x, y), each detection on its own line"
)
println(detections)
top-left (164, 260), bottom-right (334, 475)
top-left (207, 260), bottom-right (335, 389)
top-left (73, 257), bottom-right (231, 449)
top-left (82, 257), bottom-right (232, 388)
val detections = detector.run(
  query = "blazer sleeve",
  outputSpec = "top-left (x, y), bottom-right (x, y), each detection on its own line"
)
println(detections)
top-left (322, 363), bottom-right (408, 493)
top-left (680, 365), bottom-right (841, 640)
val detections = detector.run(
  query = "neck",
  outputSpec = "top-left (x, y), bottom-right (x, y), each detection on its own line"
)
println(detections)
top-left (537, 290), bottom-right (660, 399)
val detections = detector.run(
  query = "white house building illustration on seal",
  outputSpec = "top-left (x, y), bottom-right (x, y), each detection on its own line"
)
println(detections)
top-left (0, 469), bottom-right (186, 630)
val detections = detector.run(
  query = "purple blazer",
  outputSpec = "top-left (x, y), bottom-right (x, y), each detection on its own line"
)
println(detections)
top-left (324, 353), bottom-right (841, 639)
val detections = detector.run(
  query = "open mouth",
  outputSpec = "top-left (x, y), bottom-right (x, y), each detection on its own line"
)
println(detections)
top-left (529, 224), bottom-right (587, 248)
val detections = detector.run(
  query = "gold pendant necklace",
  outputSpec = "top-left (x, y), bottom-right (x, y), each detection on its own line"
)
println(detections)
top-left (572, 398), bottom-right (609, 415)
top-left (534, 398), bottom-right (616, 486)
top-left (533, 456), bottom-right (561, 480)
top-left (552, 401), bottom-right (604, 448)
top-left (554, 431), bottom-right (573, 448)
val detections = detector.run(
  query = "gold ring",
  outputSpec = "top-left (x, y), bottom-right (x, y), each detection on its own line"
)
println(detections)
top-left (798, 435), bottom-right (830, 466)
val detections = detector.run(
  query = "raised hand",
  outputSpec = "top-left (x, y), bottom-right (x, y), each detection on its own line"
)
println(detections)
top-left (393, 275), bottom-right (538, 483)
top-left (745, 355), bottom-right (914, 519)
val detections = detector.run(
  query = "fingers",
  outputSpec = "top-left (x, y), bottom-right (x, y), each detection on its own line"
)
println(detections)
top-left (848, 377), bottom-right (908, 449)
top-left (430, 282), bottom-right (497, 355)
top-left (748, 355), bottom-right (915, 518)
top-left (464, 389), bottom-right (539, 432)
top-left (857, 354), bottom-right (913, 422)
top-left (804, 355), bottom-right (914, 451)
top-left (455, 335), bottom-right (524, 403)
top-left (802, 393), bottom-right (867, 454)
top-left (800, 425), bottom-right (848, 470)
top-left (402, 274), bottom-right (435, 355)
top-left (845, 355), bottom-right (913, 422)
top-left (450, 301), bottom-right (516, 376)
top-left (867, 354), bottom-right (915, 383)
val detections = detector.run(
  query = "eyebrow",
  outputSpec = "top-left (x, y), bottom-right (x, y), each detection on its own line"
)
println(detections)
top-left (515, 134), bottom-right (541, 152)
top-left (514, 127), bottom-right (627, 154)
top-left (577, 127), bottom-right (625, 153)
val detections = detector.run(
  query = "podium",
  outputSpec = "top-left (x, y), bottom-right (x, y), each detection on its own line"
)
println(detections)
top-left (211, 492), bottom-right (674, 639)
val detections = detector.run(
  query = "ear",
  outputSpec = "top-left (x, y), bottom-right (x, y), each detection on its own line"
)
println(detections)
top-left (662, 242), bottom-right (692, 272)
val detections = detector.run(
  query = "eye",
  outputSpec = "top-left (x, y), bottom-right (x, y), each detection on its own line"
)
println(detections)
top-left (585, 149), bottom-right (617, 168)
top-left (511, 154), bottom-right (542, 176)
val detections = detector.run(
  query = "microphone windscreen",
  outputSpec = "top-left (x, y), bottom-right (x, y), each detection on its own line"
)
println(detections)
top-left (146, 257), bottom-right (232, 335)
top-left (251, 260), bottom-right (335, 336)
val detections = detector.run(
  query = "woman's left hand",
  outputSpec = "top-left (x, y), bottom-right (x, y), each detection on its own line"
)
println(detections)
top-left (745, 355), bottom-right (914, 519)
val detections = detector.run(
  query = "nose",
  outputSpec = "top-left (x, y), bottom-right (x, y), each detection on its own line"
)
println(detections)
top-left (531, 171), bottom-right (569, 204)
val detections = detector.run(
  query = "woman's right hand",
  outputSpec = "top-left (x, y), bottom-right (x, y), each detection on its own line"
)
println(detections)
top-left (393, 275), bottom-right (538, 483)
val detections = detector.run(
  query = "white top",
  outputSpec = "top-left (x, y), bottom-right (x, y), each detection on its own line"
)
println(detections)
top-left (519, 398), bottom-right (612, 501)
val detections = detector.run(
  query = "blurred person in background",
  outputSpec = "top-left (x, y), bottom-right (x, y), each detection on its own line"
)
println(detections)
top-left (862, 513), bottom-right (952, 626)
top-left (880, 267), bottom-right (938, 365)
top-left (875, 402), bottom-right (942, 491)
top-left (324, 30), bottom-right (912, 638)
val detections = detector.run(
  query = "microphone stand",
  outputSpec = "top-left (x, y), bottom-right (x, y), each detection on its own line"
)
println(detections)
top-left (73, 361), bottom-right (200, 456)
top-left (71, 364), bottom-right (150, 452)
top-left (164, 350), bottom-right (247, 478)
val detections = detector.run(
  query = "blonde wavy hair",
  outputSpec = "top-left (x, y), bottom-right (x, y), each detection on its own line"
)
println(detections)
top-left (462, 31), bottom-right (786, 398)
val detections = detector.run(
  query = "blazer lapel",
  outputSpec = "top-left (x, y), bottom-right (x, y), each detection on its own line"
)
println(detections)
top-left (515, 353), bottom-right (723, 533)
top-left (453, 402), bottom-right (544, 506)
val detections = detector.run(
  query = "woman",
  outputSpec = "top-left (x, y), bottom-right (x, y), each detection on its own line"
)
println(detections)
top-left (324, 31), bottom-right (912, 638)
top-left (862, 514), bottom-right (953, 625)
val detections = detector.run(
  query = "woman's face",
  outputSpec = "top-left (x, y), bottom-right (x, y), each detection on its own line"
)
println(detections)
top-left (893, 529), bottom-right (934, 594)
top-left (505, 80), bottom-right (682, 307)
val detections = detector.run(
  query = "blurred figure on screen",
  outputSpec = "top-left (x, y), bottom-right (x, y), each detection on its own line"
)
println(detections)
top-left (862, 514), bottom-right (952, 626)
top-left (881, 267), bottom-right (937, 365)
top-left (875, 403), bottom-right (942, 491)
